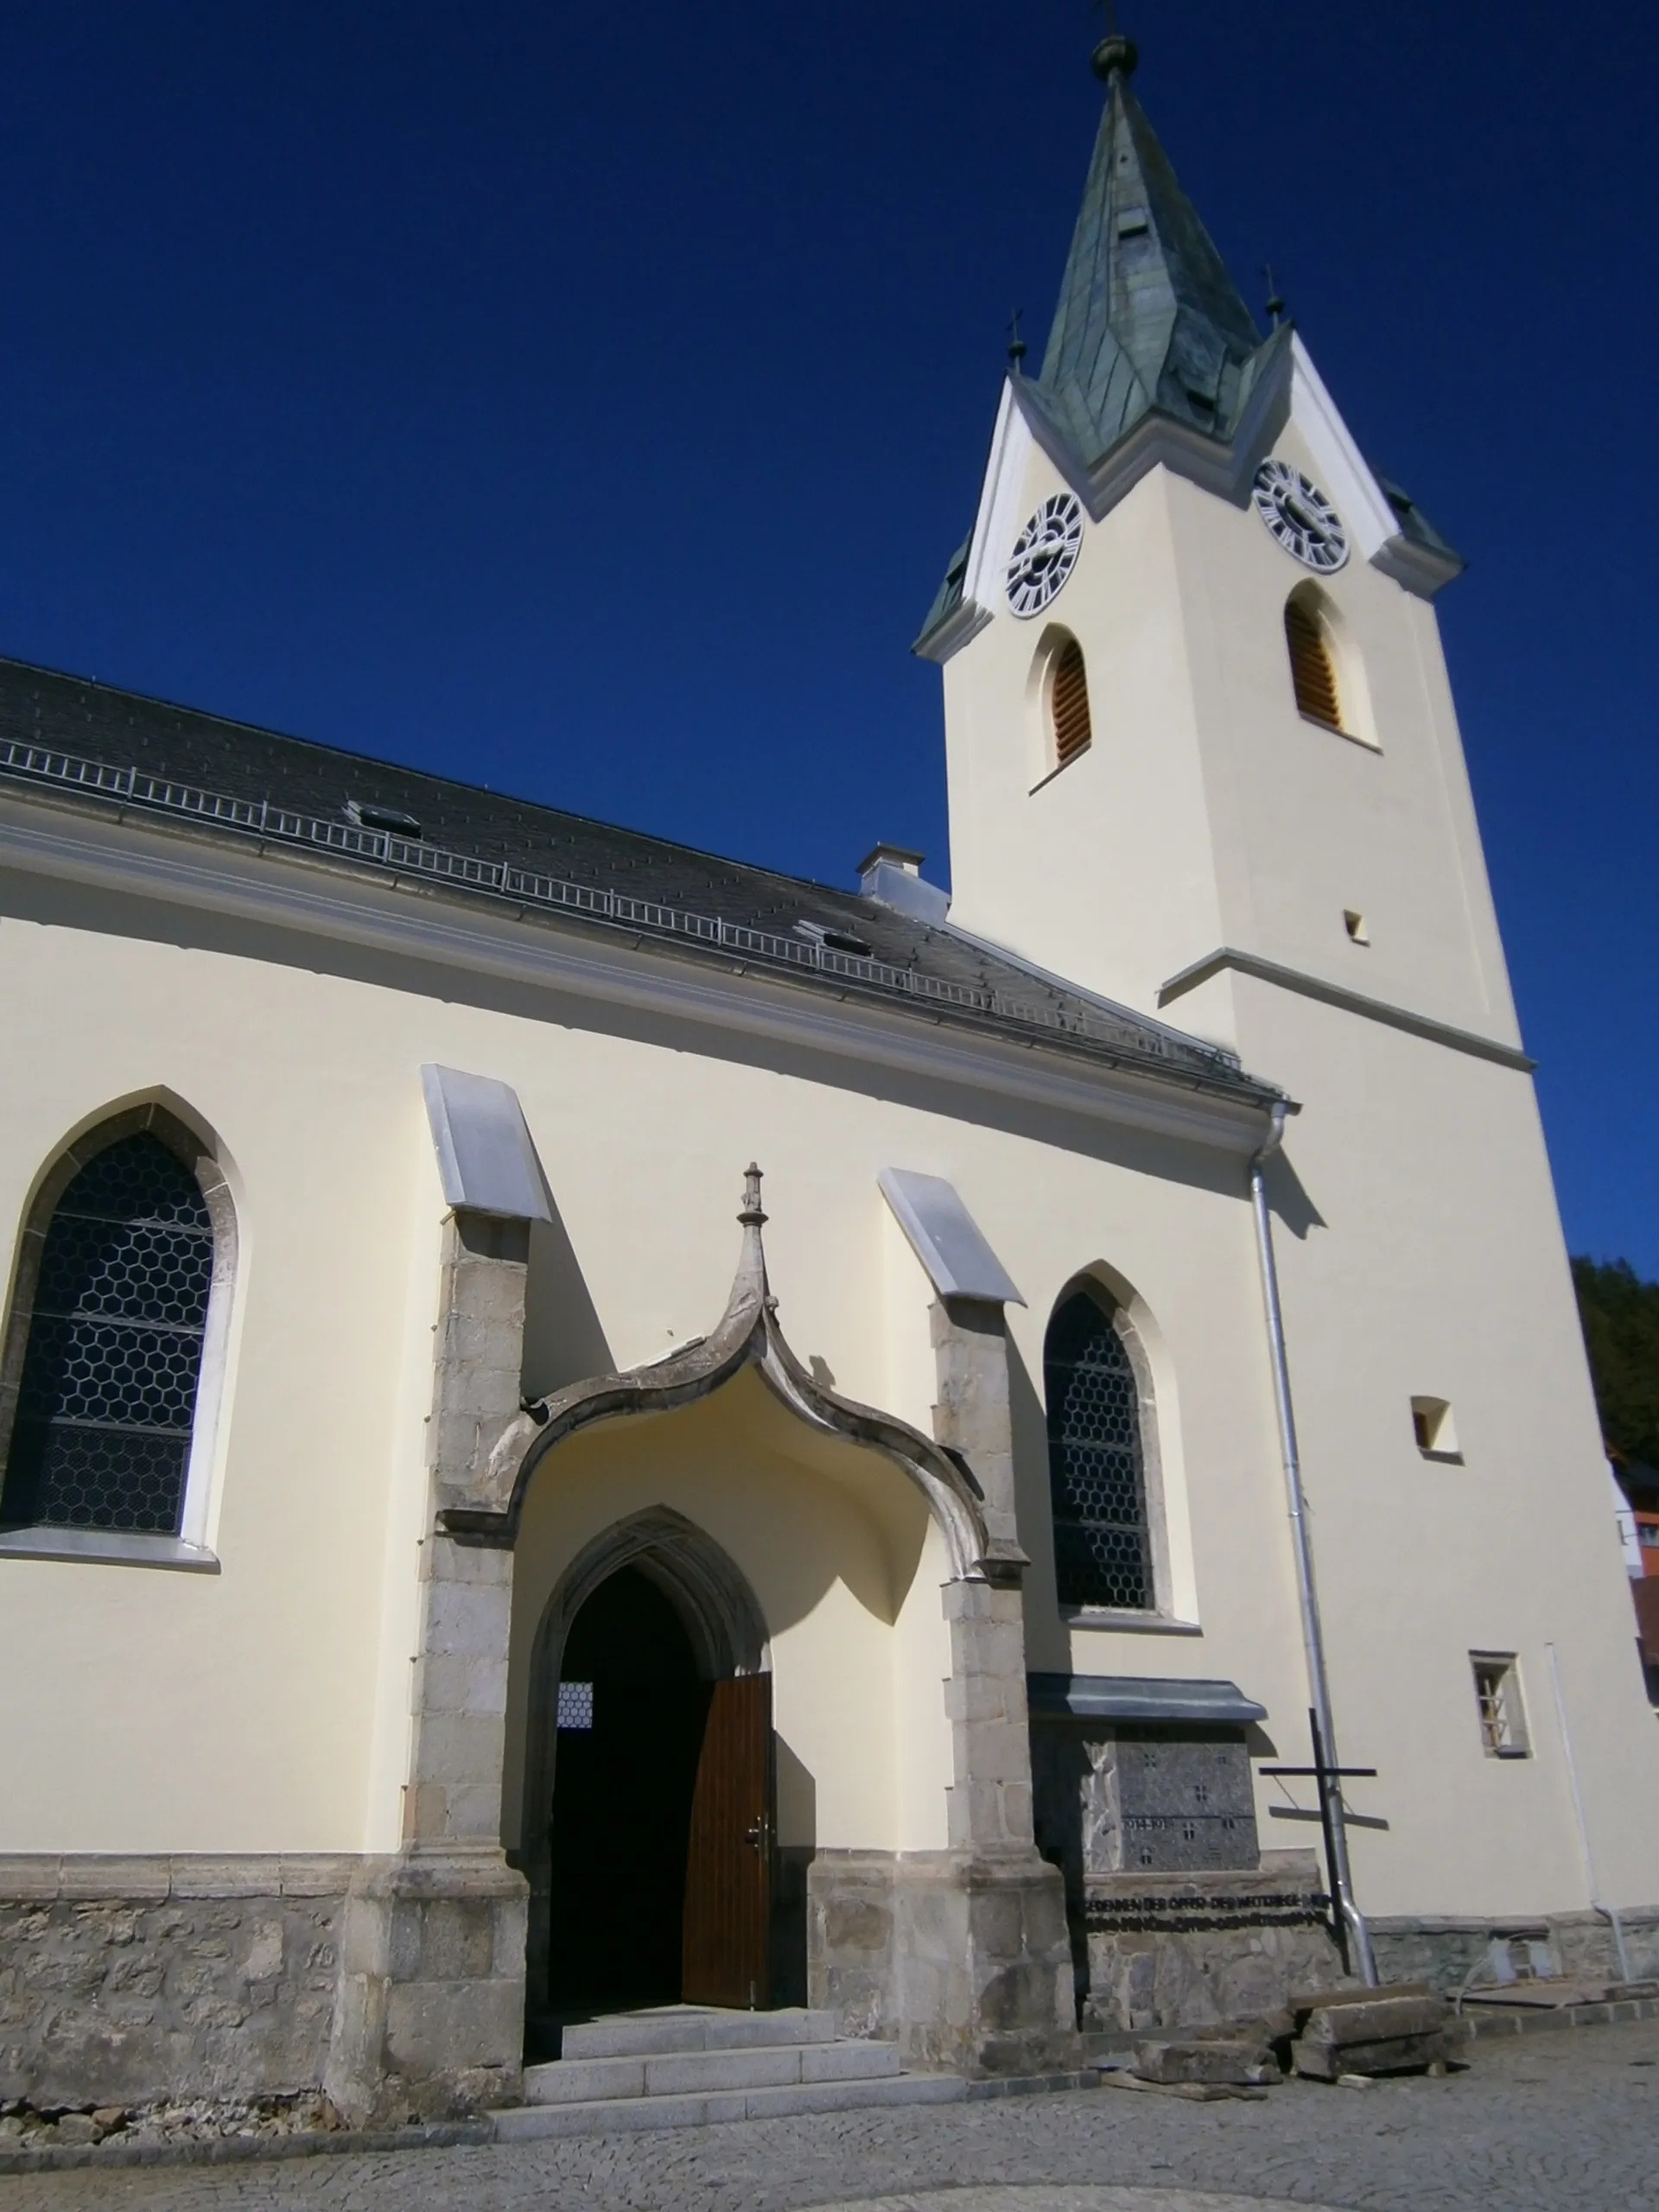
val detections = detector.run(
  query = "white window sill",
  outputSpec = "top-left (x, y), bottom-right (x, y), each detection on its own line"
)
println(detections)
top-left (1027, 748), bottom-right (1091, 797)
top-left (1063, 1607), bottom-right (1201, 1636)
top-left (0, 1528), bottom-right (219, 1573)
top-left (1299, 710), bottom-right (1380, 753)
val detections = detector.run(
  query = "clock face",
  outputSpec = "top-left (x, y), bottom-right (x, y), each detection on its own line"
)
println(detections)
top-left (1251, 459), bottom-right (1350, 573)
top-left (1006, 493), bottom-right (1084, 617)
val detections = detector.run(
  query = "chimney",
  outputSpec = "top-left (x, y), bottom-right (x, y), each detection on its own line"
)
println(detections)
top-left (857, 844), bottom-right (949, 925)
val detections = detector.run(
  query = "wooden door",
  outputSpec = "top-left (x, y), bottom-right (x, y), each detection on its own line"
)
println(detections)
top-left (681, 1674), bottom-right (772, 2008)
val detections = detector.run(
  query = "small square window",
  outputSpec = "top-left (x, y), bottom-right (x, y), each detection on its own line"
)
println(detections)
top-left (1412, 1396), bottom-right (1461, 1461)
top-left (1640, 1523), bottom-right (1659, 1549)
top-left (556, 1681), bottom-right (594, 1732)
top-left (1344, 909), bottom-right (1370, 944)
top-left (1471, 1654), bottom-right (1529, 1758)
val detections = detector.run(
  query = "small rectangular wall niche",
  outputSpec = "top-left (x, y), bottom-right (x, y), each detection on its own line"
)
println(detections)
top-left (1411, 1396), bottom-right (1462, 1462)
top-left (1344, 910), bottom-right (1370, 945)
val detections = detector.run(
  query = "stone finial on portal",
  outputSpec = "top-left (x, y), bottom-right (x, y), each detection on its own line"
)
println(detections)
top-left (740, 1161), bottom-right (767, 1228)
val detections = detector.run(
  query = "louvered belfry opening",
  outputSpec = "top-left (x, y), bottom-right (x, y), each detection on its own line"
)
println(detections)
top-left (1050, 638), bottom-right (1093, 766)
top-left (1285, 595), bottom-right (1344, 731)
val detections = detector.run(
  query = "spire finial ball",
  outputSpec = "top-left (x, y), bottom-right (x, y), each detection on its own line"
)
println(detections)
top-left (1091, 31), bottom-right (1138, 82)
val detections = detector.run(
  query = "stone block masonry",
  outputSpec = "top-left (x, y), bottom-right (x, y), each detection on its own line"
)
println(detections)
top-left (0, 1856), bottom-right (356, 2110)
top-left (1080, 1854), bottom-right (1342, 2033)
top-left (1370, 1908), bottom-right (1659, 1993)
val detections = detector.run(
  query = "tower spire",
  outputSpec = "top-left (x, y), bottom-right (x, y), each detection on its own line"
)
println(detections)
top-left (1031, 25), bottom-right (1271, 466)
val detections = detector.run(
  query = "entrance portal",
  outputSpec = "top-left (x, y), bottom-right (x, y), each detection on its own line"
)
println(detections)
top-left (545, 1563), bottom-right (773, 2014)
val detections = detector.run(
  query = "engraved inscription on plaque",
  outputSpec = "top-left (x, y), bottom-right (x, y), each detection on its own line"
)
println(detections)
top-left (1112, 1733), bottom-right (1258, 1873)
top-left (1031, 1722), bottom-right (1263, 1897)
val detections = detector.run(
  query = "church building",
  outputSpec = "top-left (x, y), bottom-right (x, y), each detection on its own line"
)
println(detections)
top-left (1, 31), bottom-right (1653, 2126)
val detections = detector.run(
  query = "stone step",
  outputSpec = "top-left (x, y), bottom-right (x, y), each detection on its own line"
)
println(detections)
top-left (495, 2069), bottom-right (968, 2140)
top-left (558, 2005), bottom-right (840, 2060)
top-left (526, 2036), bottom-right (901, 2105)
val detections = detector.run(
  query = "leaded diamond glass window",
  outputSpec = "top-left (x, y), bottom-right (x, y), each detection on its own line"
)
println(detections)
top-left (0, 1133), bottom-right (214, 1534)
top-left (1045, 1291), bottom-right (1152, 1611)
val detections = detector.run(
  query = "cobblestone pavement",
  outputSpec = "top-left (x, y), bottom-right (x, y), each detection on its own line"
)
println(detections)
top-left (3, 2020), bottom-right (1658, 2212)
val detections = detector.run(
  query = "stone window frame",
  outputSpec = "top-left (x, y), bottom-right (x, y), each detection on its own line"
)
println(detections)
top-left (0, 1099), bottom-right (237, 1573)
top-left (1045, 1271), bottom-right (1176, 1630)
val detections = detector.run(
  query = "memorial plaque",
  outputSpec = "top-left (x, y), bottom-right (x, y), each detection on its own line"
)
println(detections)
top-left (1113, 1731), bottom-right (1258, 1872)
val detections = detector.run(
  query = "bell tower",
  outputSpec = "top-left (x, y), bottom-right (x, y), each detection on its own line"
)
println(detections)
top-left (916, 31), bottom-right (1516, 1065)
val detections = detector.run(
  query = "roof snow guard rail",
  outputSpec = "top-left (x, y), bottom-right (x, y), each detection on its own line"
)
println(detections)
top-left (0, 735), bottom-right (1246, 1084)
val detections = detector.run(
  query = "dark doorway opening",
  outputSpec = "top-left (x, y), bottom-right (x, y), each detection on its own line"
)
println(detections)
top-left (546, 1566), bottom-right (710, 2012)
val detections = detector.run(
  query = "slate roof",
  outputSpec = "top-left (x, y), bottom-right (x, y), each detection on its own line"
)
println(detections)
top-left (0, 654), bottom-right (1275, 1107)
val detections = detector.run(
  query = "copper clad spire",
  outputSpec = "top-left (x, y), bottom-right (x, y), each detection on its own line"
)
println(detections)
top-left (1031, 31), bottom-right (1270, 464)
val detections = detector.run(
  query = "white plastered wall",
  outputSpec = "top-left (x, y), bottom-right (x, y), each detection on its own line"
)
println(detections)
top-left (0, 872), bottom-right (1281, 1859)
top-left (928, 370), bottom-right (1659, 1920)
top-left (1162, 412), bottom-right (1520, 1049)
top-left (502, 1367), bottom-right (946, 1855)
top-left (941, 434), bottom-right (1224, 1012)
top-left (1190, 966), bottom-right (1659, 1916)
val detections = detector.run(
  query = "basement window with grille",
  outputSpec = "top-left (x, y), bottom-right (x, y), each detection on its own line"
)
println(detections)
top-left (1049, 638), bottom-right (1093, 771)
top-left (1044, 1288), bottom-right (1154, 1612)
top-left (1285, 593), bottom-right (1345, 734)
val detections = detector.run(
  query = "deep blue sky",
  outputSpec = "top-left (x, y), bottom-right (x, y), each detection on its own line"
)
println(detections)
top-left (2, 3), bottom-right (1654, 1271)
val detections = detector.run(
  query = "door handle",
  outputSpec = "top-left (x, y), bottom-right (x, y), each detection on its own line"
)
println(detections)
top-left (745, 1814), bottom-right (772, 1854)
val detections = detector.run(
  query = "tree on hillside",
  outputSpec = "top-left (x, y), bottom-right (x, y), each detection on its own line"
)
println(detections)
top-left (1572, 1257), bottom-right (1659, 1471)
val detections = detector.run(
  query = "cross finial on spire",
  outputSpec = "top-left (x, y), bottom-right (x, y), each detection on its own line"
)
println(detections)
top-left (1263, 264), bottom-right (1287, 329)
top-left (1090, 0), bottom-right (1137, 81)
top-left (1007, 308), bottom-right (1027, 375)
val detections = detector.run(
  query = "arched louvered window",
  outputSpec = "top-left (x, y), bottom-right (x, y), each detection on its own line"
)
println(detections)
top-left (1050, 639), bottom-right (1093, 767)
top-left (1285, 595), bottom-right (1344, 732)
top-left (0, 1130), bottom-right (215, 1535)
top-left (1045, 1289), bottom-right (1152, 1611)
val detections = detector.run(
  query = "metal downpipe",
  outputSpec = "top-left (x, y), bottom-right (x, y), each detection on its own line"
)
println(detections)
top-left (1249, 1102), bottom-right (1378, 1985)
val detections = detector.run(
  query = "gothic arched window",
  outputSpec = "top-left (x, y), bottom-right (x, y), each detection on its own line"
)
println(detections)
top-left (1045, 1289), bottom-right (1152, 1611)
top-left (0, 1125), bottom-right (219, 1536)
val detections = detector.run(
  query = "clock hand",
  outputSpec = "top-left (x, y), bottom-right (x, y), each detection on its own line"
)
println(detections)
top-left (1281, 493), bottom-right (1325, 538)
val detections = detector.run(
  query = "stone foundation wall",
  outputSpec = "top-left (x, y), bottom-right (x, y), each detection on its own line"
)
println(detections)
top-left (808, 1847), bottom-right (1077, 2076)
top-left (1370, 1907), bottom-right (1659, 1994)
top-left (1029, 1714), bottom-right (1343, 2032)
top-left (0, 1857), bottom-right (355, 2110)
top-left (1081, 1852), bottom-right (1343, 2032)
